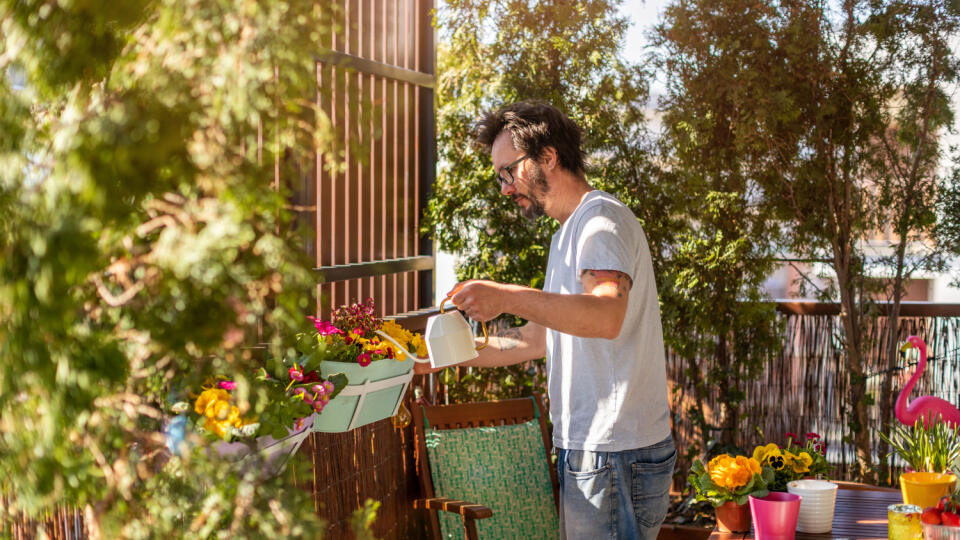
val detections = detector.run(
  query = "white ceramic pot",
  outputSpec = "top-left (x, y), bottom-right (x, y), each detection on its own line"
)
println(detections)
top-left (787, 479), bottom-right (839, 534)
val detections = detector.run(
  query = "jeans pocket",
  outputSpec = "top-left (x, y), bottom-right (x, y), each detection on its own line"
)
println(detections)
top-left (564, 449), bottom-right (611, 479)
top-left (630, 446), bottom-right (677, 527)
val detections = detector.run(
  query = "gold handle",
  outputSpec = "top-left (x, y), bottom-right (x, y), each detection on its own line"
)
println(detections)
top-left (440, 296), bottom-right (489, 351)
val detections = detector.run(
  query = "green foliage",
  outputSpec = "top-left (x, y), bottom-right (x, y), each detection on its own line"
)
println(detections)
top-left (427, 0), bottom-right (659, 401)
top-left (349, 499), bottom-right (381, 540)
top-left (0, 0), bottom-right (346, 536)
top-left (879, 420), bottom-right (960, 474)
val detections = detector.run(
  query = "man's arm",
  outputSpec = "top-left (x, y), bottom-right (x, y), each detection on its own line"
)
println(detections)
top-left (448, 269), bottom-right (632, 340)
top-left (414, 320), bottom-right (545, 375)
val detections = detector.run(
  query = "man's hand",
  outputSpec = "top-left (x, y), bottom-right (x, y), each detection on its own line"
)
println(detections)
top-left (447, 280), bottom-right (513, 322)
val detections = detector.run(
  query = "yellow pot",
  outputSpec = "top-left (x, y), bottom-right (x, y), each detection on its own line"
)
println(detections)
top-left (899, 472), bottom-right (957, 509)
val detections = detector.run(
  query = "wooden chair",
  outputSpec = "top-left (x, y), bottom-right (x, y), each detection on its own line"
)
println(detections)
top-left (412, 392), bottom-right (559, 540)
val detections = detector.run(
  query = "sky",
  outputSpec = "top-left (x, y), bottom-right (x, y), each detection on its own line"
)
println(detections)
top-left (619, 0), bottom-right (669, 65)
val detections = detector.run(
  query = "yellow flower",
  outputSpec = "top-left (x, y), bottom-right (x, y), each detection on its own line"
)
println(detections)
top-left (194, 388), bottom-right (229, 415)
top-left (790, 451), bottom-right (813, 474)
top-left (204, 417), bottom-right (228, 438)
top-left (380, 320), bottom-right (428, 360)
top-left (753, 443), bottom-right (786, 470)
top-left (410, 334), bottom-right (428, 358)
top-left (707, 454), bottom-right (761, 491)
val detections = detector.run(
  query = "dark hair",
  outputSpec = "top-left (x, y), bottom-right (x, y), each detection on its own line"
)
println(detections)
top-left (475, 101), bottom-right (585, 175)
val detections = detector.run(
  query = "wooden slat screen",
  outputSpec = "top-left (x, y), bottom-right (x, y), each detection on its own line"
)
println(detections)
top-left (311, 0), bottom-right (435, 320)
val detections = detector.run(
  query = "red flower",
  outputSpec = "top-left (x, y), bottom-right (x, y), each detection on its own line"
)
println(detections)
top-left (806, 432), bottom-right (820, 440)
top-left (357, 352), bottom-right (372, 367)
top-left (786, 432), bottom-right (798, 441)
top-left (302, 370), bottom-right (321, 383)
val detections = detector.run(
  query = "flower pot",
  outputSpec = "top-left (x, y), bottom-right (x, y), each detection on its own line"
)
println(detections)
top-left (715, 500), bottom-right (751, 533)
top-left (787, 479), bottom-right (838, 534)
top-left (313, 356), bottom-right (414, 432)
top-left (900, 472), bottom-right (957, 510)
top-left (215, 414), bottom-right (314, 477)
top-left (749, 492), bottom-right (801, 540)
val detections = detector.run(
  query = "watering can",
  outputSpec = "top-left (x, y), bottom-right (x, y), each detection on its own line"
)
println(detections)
top-left (376, 297), bottom-right (488, 369)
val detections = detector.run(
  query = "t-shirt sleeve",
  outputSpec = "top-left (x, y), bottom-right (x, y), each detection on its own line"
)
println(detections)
top-left (574, 204), bottom-right (638, 282)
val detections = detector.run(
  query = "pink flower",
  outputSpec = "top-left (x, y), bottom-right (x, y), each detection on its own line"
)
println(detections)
top-left (288, 367), bottom-right (304, 381)
top-left (293, 387), bottom-right (314, 404)
top-left (217, 380), bottom-right (237, 390)
top-left (322, 381), bottom-right (334, 394)
top-left (313, 401), bottom-right (325, 413)
top-left (357, 352), bottom-right (372, 367)
top-left (307, 316), bottom-right (344, 336)
top-left (312, 384), bottom-right (326, 396)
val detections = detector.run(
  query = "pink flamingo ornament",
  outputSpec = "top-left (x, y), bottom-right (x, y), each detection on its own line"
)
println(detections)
top-left (895, 335), bottom-right (960, 428)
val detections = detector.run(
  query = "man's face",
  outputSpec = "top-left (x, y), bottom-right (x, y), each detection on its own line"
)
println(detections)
top-left (491, 131), bottom-right (549, 221)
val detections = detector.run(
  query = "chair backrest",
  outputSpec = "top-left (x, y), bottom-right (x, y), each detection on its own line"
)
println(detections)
top-left (413, 393), bottom-right (560, 539)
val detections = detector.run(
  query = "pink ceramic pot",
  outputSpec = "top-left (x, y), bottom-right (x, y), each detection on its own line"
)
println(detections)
top-left (749, 492), bottom-right (802, 540)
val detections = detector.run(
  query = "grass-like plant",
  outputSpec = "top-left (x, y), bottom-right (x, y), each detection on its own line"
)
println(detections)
top-left (880, 419), bottom-right (960, 474)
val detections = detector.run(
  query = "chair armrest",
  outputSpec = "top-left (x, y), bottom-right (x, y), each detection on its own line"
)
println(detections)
top-left (414, 497), bottom-right (494, 520)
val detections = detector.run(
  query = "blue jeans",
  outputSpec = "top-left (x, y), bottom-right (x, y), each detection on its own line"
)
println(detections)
top-left (556, 436), bottom-right (676, 539)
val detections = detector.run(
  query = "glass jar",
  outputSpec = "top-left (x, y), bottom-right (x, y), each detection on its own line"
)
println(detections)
top-left (889, 504), bottom-right (923, 540)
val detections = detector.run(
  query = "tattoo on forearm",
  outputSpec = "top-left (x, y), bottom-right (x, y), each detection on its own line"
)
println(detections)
top-left (489, 321), bottom-right (522, 351)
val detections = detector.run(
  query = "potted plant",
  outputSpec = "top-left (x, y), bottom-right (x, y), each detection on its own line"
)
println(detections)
top-left (751, 433), bottom-right (835, 534)
top-left (689, 453), bottom-right (774, 533)
top-left (880, 419), bottom-right (960, 509)
top-left (305, 298), bottom-right (428, 432)
top-left (752, 432), bottom-right (831, 492)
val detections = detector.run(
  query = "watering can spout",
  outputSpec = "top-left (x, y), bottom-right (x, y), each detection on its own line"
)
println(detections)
top-left (374, 330), bottom-right (431, 364)
top-left (377, 298), bottom-right (489, 369)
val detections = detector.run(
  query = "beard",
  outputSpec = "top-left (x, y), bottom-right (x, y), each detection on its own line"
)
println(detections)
top-left (516, 162), bottom-right (549, 221)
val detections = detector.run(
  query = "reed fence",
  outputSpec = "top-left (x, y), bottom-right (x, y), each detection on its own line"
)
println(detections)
top-left (668, 302), bottom-right (960, 490)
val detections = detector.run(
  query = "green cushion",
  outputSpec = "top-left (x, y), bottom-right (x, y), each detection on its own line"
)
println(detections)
top-left (425, 417), bottom-right (560, 540)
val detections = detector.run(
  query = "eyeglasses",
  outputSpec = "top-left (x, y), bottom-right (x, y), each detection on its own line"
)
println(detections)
top-left (495, 154), bottom-right (530, 186)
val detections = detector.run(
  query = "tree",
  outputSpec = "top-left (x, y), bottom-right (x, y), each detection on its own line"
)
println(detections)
top-left (653, 0), bottom-right (786, 452)
top-left (0, 0), bottom-right (349, 536)
top-left (655, 0), bottom-right (960, 481)
top-left (865, 0), bottom-right (959, 485)
top-left (426, 0), bottom-right (664, 401)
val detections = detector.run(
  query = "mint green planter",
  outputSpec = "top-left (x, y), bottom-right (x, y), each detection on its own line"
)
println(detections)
top-left (314, 357), bottom-right (414, 432)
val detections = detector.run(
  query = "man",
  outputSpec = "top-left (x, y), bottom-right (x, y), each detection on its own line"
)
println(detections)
top-left (418, 101), bottom-right (674, 539)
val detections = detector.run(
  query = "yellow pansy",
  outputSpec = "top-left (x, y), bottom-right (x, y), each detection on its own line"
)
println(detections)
top-left (753, 443), bottom-right (786, 470)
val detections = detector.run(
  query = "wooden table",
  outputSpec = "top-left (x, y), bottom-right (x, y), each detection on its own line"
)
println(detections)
top-left (707, 487), bottom-right (903, 540)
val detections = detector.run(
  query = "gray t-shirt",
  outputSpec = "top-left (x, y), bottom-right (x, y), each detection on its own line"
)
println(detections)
top-left (544, 190), bottom-right (671, 452)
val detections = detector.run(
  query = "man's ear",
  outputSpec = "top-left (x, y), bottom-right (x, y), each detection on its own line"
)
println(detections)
top-left (540, 146), bottom-right (559, 171)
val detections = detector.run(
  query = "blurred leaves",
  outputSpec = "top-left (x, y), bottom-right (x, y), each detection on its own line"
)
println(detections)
top-left (0, 0), bottom-right (340, 537)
